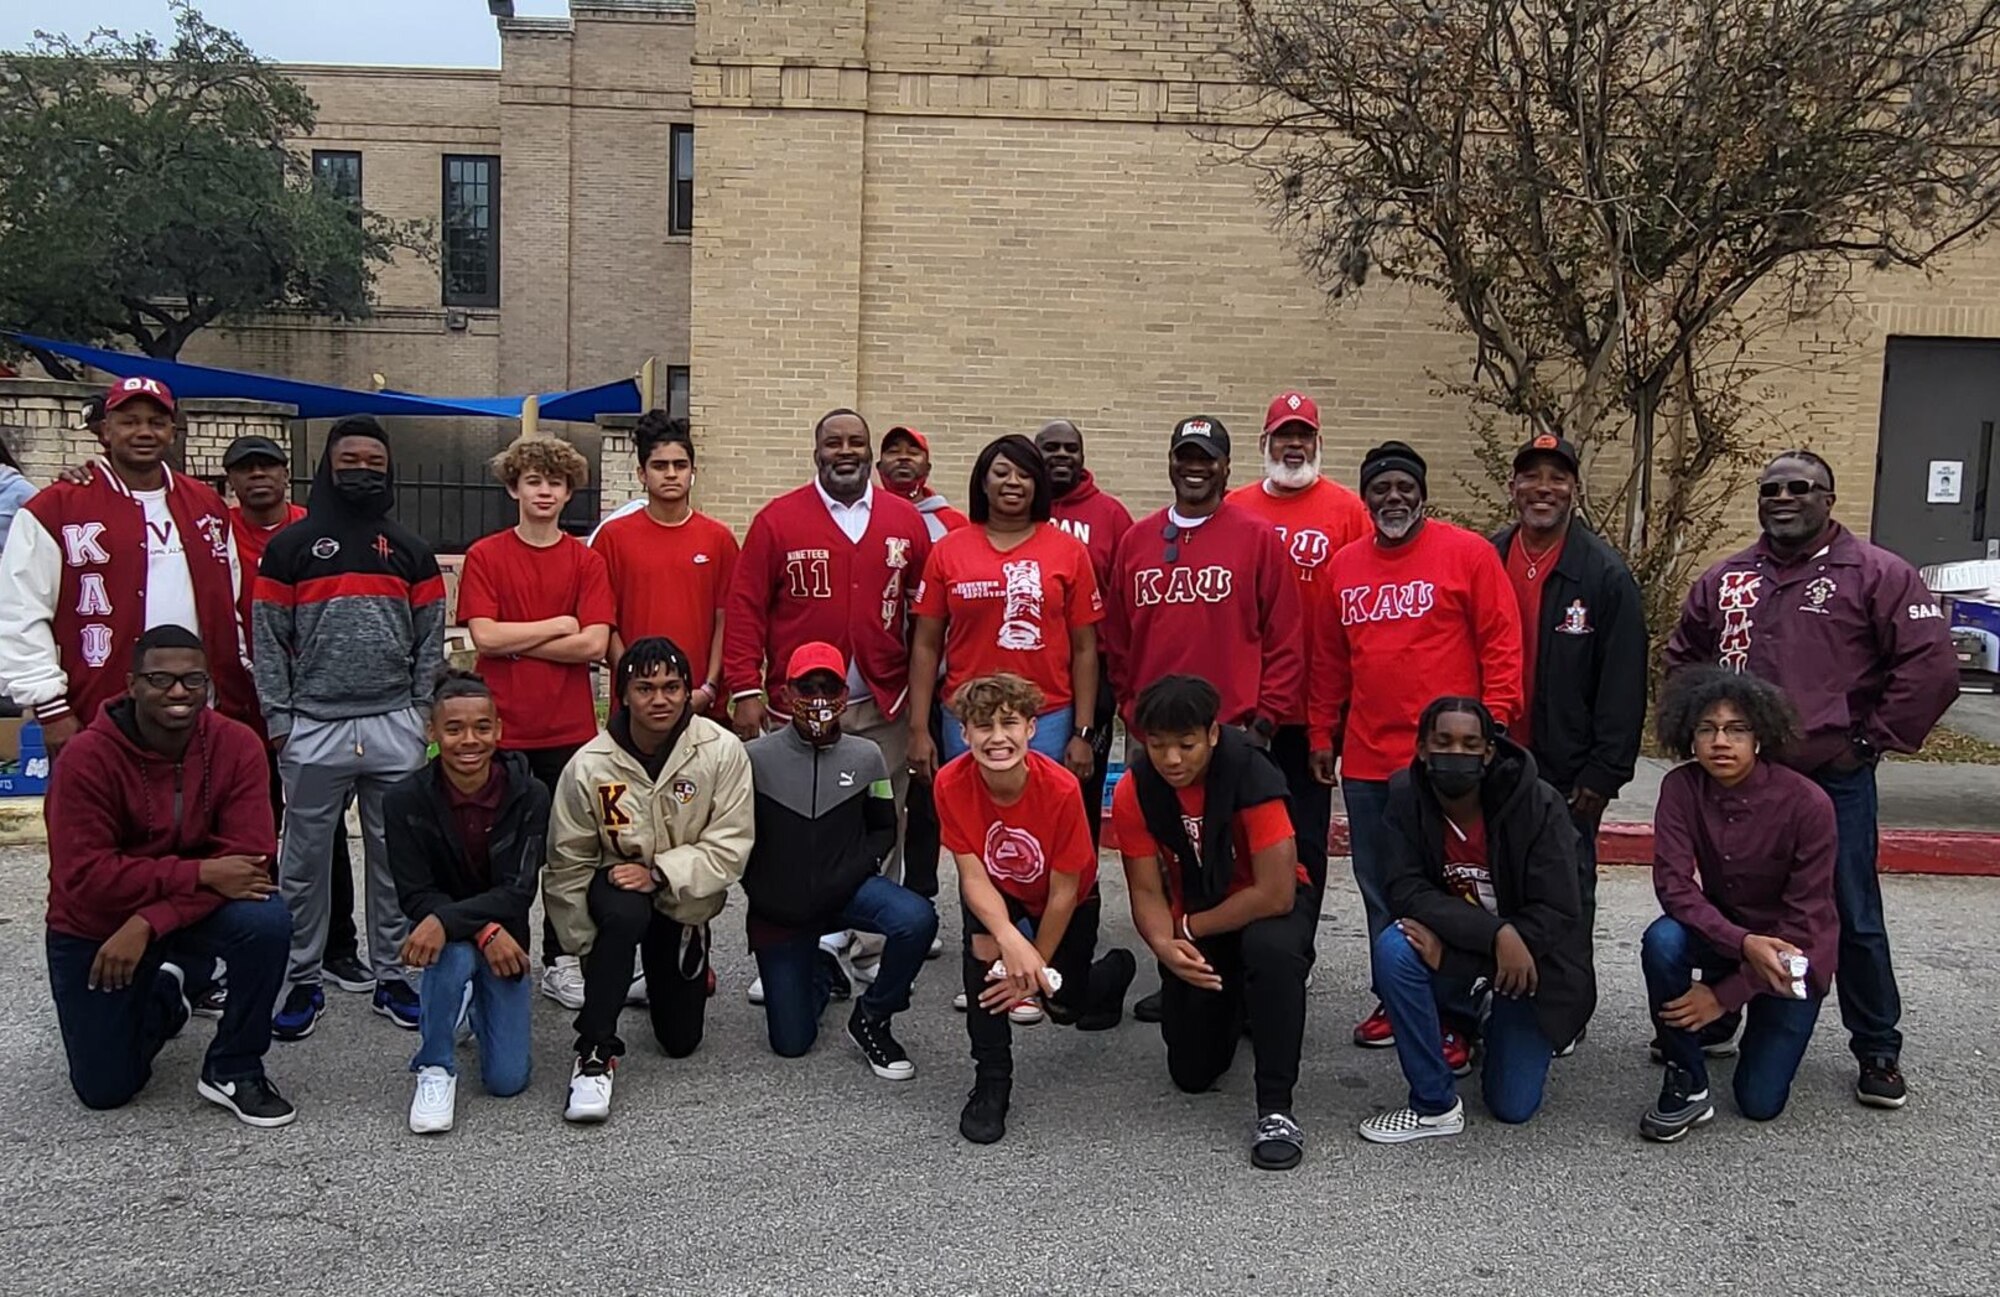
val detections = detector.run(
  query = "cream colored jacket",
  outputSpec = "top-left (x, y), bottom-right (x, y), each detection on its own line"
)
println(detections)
top-left (545, 715), bottom-right (755, 956)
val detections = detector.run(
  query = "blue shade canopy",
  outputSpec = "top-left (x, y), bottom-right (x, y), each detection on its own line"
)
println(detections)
top-left (6, 332), bottom-right (642, 422)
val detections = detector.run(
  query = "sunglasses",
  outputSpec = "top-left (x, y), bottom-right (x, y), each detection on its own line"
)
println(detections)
top-left (1758, 478), bottom-right (1826, 499)
top-left (1162, 521), bottom-right (1180, 564)
top-left (135, 670), bottom-right (211, 693)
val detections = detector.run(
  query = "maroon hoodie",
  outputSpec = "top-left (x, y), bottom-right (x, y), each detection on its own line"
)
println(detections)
top-left (1665, 522), bottom-right (1957, 772)
top-left (1050, 470), bottom-right (1136, 590)
top-left (44, 701), bottom-right (275, 942)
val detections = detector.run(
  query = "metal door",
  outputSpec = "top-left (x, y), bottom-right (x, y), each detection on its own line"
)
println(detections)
top-left (1872, 337), bottom-right (2000, 569)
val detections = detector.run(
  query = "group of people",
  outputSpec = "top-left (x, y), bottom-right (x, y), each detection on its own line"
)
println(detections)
top-left (0, 373), bottom-right (1958, 1168)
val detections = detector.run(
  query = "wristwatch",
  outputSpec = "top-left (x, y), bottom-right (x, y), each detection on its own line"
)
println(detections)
top-left (1075, 725), bottom-right (1100, 745)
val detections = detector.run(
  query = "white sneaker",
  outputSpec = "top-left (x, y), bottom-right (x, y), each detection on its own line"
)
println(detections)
top-left (409, 1066), bottom-right (456, 1134)
top-left (626, 974), bottom-right (650, 1006)
top-left (565, 1053), bottom-right (615, 1124)
top-left (541, 956), bottom-right (585, 1010)
top-left (952, 990), bottom-right (968, 1012)
top-left (747, 976), bottom-right (766, 1005)
top-left (159, 962), bottom-right (190, 1038)
top-left (1008, 998), bottom-right (1045, 1026)
top-left (1359, 1097), bottom-right (1466, 1144)
top-left (926, 935), bottom-right (944, 960)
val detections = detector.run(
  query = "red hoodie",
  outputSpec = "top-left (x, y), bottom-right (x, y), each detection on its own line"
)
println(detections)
top-left (44, 702), bottom-right (276, 942)
top-left (723, 483), bottom-right (932, 718)
top-left (1050, 470), bottom-right (1136, 590)
top-left (1102, 501), bottom-right (1303, 730)
top-left (1309, 519), bottom-right (1524, 780)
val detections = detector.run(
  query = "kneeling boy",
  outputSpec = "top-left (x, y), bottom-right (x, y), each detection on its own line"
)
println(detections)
top-left (386, 671), bottom-right (549, 1134)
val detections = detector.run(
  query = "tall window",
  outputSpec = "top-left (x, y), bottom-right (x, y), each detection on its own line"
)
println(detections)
top-left (669, 125), bottom-right (694, 236)
top-left (667, 365), bottom-right (690, 416)
top-left (311, 150), bottom-right (363, 204)
top-left (442, 154), bottom-right (500, 307)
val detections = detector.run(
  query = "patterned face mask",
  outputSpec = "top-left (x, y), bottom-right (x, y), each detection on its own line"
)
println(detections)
top-left (793, 695), bottom-right (847, 742)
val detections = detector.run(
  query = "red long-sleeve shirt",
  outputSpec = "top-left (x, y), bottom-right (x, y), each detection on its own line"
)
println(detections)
top-left (45, 704), bottom-right (276, 942)
top-left (722, 484), bottom-right (931, 719)
top-left (1102, 502), bottom-right (1302, 730)
top-left (1309, 519), bottom-right (1523, 780)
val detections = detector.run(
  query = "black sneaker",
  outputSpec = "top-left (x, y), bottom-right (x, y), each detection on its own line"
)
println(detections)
top-left (1133, 987), bottom-right (1164, 1024)
top-left (158, 962), bottom-right (192, 1040)
top-left (1640, 1063), bottom-right (1715, 1143)
top-left (324, 954), bottom-right (376, 994)
top-left (959, 1078), bottom-right (1011, 1144)
top-left (372, 978), bottom-right (421, 1029)
top-left (1856, 1057), bottom-right (1908, 1110)
top-left (272, 983), bottom-right (325, 1042)
top-left (197, 1073), bottom-right (297, 1129)
top-left (1075, 948), bottom-right (1138, 1031)
top-left (846, 1004), bottom-right (916, 1081)
top-left (1649, 1012), bottom-right (1742, 1063)
top-left (818, 948), bottom-right (853, 1002)
top-left (192, 985), bottom-right (227, 1019)
top-left (1252, 1111), bottom-right (1305, 1171)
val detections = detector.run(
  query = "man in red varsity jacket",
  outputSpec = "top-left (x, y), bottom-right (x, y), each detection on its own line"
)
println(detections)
top-left (0, 377), bottom-right (255, 756)
top-left (723, 409), bottom-right (932, 883)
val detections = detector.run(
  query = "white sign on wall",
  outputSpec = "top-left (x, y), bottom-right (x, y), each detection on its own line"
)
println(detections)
top-left (1929, 459), bottom-right (1965, 505)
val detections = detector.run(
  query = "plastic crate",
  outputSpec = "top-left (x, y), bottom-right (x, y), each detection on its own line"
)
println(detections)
top-left (0, 719), bottom-right (49, 797)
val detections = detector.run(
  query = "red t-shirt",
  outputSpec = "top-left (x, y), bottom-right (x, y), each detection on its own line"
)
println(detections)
top-left (455, 529), bottom-right (616, 749)
top-left (229, 504), bottom-right (307, 569)
top-left (935, 750), bottom-right (1097, 916)
top-left (1441, 813), bottom-right (1496, 914)
top-left (592, 508), bottom-right (740, 683)
top-left (913, 522), bottom-right (1103, 709)
top-left (1503, 533), bottom-right (1563, 749)
top-left (1110, 773), bottom-right (1305, 913)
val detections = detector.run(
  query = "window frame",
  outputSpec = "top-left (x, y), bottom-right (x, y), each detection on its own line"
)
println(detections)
top-left (441, 153), bottom-right (501, 309)
top-left (666, 365), bottom-right (691, 417)
top-left (310, 149), bottom-right (364, 205)
top-left (668, 124), bottom-right (694, 237)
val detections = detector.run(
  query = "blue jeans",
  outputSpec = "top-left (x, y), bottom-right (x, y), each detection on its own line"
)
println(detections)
top-left (940, 704), bottom-right (1074, 762)
top-left (46, 894), bottom-right (291, 1110)
top-left (757, 875), bottom-right (938, 1057)
top-left (1813, 764), bottom-right (1901, 1061)
top-left (1344, 778), bottom-right (1394, 995)
top-left (412, 940), bottom-right (532, 1096)
top-left (1372, 925), bottom-right (1553, 1122)
top-left (1640, 916), bottom-right (1823, 1120)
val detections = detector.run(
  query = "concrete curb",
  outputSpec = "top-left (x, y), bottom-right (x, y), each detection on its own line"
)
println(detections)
top-left (0, 798), bottom-right (41, 846)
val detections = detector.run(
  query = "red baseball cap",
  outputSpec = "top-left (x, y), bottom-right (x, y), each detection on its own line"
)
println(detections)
top-left (1263, 390), bottom-right (1319, 436)
top-left (785, 641), bottom-right (847, 684)
top-left (103, 375), bottom-right (176, 415)
top-left (882, 425), bottom-right (930, 453)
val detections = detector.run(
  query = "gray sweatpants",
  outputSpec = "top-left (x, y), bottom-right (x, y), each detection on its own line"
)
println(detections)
top-left (846, 698), bottom-right (909, 884)
top-left (278, 709), bottom-right (428, 989)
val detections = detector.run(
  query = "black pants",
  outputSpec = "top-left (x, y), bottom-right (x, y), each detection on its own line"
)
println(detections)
top-left (1079, 677), bottom-right (1117, 848)
top-left (574, 869), bottom-right (708, 1060)
top-left (514, 743), bottom-right (583, 965)
top-left (267, 747), bottom-right (359, 964)
top-left (902, 705), bottom-right (947, 899)
top-left (1270, 725), bottom-right (1330, 898)
top-left (962, 894), bottom-right (1103, 1083)
top-left (1160, 885), bottom-right (1315, 1115)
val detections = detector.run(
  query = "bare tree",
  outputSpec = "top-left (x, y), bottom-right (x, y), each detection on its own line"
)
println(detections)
top-left (1234, 0), bottom-right (2000, 631)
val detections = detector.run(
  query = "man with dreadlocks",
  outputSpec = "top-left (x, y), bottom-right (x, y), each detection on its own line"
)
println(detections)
top-left (545, 635), bottom-right (754, 1124)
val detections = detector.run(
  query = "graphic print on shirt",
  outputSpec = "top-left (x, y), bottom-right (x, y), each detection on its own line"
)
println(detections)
top-left (79, 624), bottom-right (114, 669)
top-left (1340, 580), bottom-right (1437, 624)
top-left (1716, 570), bottom-right (1762, 671)
top-left (983, 820), bottom-right (1047, 885)
top-left (61, 523), bottom-right (109, 566)
top-left (1557, 599), bottom-right (1593, 636)
top-left (1055, 517), bottom-right (1091, 547)
top-left (785, 548), bottom-right (833, 599)
top-left (880, 535), bottom-right (912, 630)
top-left (1132, 565), bottom-right (1233, 607)
top-left (998, 558), bottom-right (1046, 650)
top-left (1802, 576), bottom-right (1837, 615)
top-left (1283, 527), bottom-right (1333, 579)
top-left (75, 574), bottom-right (111, 617)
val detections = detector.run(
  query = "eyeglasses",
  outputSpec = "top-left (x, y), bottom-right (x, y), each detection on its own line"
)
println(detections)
top-left (1162, 521), bottom-right (1180, 565)
top-left (1693, 722), bottom-right (1755, 742)
top-left (1758, 478), bottom-right (1825, 499)
top-left (136, 670), bottom-right (210, 694)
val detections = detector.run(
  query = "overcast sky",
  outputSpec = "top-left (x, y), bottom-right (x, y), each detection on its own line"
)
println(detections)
top-left (1, 1), bottom-right (573, 68)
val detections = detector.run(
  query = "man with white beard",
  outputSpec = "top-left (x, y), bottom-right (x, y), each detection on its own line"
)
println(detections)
top-left (1227, 392), bottom-right (1370, 918)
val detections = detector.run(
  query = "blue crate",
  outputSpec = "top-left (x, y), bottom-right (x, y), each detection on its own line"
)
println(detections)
top-left (0, 719), bottom-right (49, 797)
top-left (1101, 755), bottom-right (1125, 817)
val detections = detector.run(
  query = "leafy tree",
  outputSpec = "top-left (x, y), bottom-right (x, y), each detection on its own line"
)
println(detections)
top-left (0, 1), bottom-right (430, 375)
top-left (1233, 0), bottom-right (2000, 631)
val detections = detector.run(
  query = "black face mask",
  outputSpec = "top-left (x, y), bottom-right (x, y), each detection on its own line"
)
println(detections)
top-left (332, 468), bottom-right (391, 508)
top-left (1426, 751), bottom-right (1486, 799)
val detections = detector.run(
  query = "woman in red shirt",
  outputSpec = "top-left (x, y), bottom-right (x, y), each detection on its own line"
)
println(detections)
top-left (907, 436), bottom-right (1103, 783)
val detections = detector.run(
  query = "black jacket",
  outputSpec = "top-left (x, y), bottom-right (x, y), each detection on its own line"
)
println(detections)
top-left (1130, 725), bottom-right (1291, 912)
top-left (384, 751), bottom-right (549, 948)
top-left (1491, 521), bottom-right (1647, 799)
top-left (1382, 736), bottom-right (1596, 1046)
top-left (742, 726), bottom-right (897, 936)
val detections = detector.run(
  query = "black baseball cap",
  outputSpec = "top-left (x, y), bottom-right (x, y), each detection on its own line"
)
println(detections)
top-left (223, 434), bottom-right (289, 469)
top-left (1512, 432), bottom-right (1580, 475)
top-left (1171, 415), bottom-right (1230, 460)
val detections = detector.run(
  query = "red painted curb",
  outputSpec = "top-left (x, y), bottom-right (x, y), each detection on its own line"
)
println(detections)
top-left (1106, 815), bottom-right (2000, 879)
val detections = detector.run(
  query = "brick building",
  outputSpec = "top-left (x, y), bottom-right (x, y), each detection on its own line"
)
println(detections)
top-left (180, 0), bottom-right (2000, 567)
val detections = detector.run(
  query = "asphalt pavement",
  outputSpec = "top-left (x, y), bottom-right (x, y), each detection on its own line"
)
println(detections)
top-left (0, 844), bottom-right (1994, 1297)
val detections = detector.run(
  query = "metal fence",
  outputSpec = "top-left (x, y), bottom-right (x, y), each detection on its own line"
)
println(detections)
top-left (291, 474), bottom-right (602, 554)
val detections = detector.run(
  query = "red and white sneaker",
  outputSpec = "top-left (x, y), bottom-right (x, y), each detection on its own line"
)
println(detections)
top-left (1441, 1029), bottom-right (1473, 1078)
top-left (1352, 1004), bottom-right (1396, 1049)
top-left (1007, 998), bottom-right (1045, 1026)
